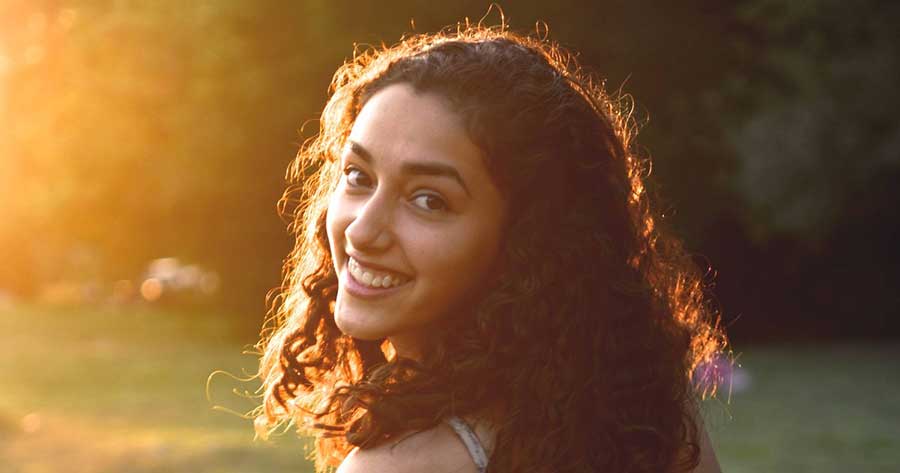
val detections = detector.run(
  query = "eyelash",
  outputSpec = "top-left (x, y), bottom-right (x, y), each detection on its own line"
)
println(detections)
top-left (342, 165), bottom-right (450, 213)
top-left (343, 165), bottom-right (373, 188)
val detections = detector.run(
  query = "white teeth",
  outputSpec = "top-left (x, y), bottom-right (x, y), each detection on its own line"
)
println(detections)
top-left (347, 257), bottom-right (408, 288)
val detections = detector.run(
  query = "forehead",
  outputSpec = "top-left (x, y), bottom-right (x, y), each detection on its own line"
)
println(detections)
top-left (347, 84), bottom-right (485, 178)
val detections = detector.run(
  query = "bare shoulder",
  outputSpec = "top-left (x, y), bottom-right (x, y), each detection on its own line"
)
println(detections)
top-left (336, 423), bottom-right (481, 473)
top-left (693, 417), bottom-right (722, 473)
top-left (687, 409), bottom-right (722, 473)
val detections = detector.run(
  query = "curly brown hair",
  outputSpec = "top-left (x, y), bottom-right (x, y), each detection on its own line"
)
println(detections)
top-left (256, 23), bottom-right (727, 473)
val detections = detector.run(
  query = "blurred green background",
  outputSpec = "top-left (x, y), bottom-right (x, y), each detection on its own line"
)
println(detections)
top-left (1, 0), bottom-right (898, 471)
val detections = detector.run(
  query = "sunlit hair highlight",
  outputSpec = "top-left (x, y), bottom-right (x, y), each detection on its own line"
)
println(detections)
top-left (256, 22), bottom-right (727, 473)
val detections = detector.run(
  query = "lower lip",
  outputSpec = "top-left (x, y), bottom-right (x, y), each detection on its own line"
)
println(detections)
top-left (342, 267), bottom-right (410, 299)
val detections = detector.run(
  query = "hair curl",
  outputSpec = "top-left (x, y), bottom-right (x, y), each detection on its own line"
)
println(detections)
top-left (256, 23), bottom-right (727, 473)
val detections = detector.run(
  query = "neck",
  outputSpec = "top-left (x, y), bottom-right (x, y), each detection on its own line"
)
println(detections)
top-left (387, 334), bottom-right (424, 362)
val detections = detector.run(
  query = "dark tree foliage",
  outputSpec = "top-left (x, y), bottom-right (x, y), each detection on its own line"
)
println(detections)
top-left (1, 0), bottom-right (896, 338)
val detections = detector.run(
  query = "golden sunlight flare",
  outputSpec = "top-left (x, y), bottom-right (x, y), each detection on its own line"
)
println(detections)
top-left (140, 278), bottom-right (163, 302)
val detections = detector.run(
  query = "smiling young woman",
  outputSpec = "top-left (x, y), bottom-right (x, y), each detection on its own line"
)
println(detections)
top-left (255, 23), bottom-right (727, 473)
top-left (326, 84), bottom-right (507, 359)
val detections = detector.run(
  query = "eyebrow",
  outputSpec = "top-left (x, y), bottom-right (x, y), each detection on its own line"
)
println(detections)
top-left (347, 140), bottom-right (471, 196)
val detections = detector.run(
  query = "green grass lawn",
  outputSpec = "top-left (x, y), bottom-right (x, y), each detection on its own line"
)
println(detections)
top-left (0, 304), bottom-right (897, 472)
top-left (704, 343), bottom-right (900, 473)
top-left (0, 304), bottom-right (312, 473)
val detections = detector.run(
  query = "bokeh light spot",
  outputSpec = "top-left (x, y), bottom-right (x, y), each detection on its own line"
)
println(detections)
top-left (21, 412), bottom-right (42, 434)
top-left (140, 278), bottom-right (163, 301)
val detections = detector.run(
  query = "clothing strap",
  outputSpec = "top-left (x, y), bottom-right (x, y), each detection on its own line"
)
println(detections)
top-left (445, 416), bottom-right (488, 472)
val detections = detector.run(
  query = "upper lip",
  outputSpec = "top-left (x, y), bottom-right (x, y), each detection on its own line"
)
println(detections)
top-left (347, 253), bottom-right (411, 278)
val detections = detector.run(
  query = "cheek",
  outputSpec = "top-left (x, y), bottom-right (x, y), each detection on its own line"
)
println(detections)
top-left (464, 238), bottom-right (502, 282)
top-left (414, 224), bottom-right (502, 286)
top-left (325, 198), bottom-right (345, 256)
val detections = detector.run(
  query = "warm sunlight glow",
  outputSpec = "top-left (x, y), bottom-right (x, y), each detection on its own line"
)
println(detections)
top-left (140, 278), bottom-right (163, 302)
top-left (21, 412), bottom-right (43, 434)
top-left (0, 4), bottom-right (247, 301)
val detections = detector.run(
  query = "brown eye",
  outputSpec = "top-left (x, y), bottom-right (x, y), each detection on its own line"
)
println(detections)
top-left (344, 166), bottom-right (373, 188)
top-left (411, 193), bottom-right (448, 212)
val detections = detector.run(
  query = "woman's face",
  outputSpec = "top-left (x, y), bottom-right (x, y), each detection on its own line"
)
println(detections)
top-left (326, 83), bottom-right (505, 359)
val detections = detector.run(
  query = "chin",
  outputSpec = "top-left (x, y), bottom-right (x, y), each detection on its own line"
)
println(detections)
top-left (334, 310), bottom-right (386, 341)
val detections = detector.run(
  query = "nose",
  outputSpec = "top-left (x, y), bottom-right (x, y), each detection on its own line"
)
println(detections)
top-left (345, 192), bottom-right (394, 253)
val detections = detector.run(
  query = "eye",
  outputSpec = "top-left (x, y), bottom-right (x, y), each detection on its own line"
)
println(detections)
top-left (343, 166), bottom-right (373, 188)
top-left (411, 193), bottom-right (449, 212)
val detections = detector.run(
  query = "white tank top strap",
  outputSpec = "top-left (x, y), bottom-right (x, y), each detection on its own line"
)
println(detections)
top-left (445, 416), bottom-right (489, 472)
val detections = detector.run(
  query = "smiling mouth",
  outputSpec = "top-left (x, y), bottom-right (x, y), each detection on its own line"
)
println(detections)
top-left (347, 257), bottom-right (411, 289)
